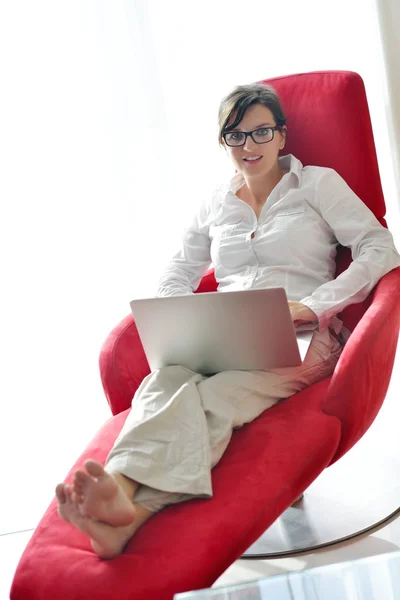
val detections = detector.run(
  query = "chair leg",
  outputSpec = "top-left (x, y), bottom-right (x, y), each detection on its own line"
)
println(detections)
top-left (292, 493), bottom-right (304, 505)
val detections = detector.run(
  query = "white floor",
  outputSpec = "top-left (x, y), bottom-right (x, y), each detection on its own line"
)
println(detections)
top-left (2, 344), bottom-right (400, 599)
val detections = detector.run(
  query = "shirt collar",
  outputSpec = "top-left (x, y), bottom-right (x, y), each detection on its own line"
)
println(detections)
top-left (229, 153), bottom-right (303, 194)
top-left (278, 154), bottom-right (303, 186)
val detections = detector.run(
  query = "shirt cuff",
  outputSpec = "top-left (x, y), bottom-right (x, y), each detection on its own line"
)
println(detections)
top-left (299, 296), bottom-right (343, 335)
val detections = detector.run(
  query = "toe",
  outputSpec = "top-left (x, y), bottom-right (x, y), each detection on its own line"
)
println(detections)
top-left (84, 459), bottom-right (106, 479)
top-left (75, 469), bottom-right (90, 482)
top-left (55, 483), bottom-right (66, 503)
top-left (74, 470), bottom-right (91, 489)
top-left (72, 488), bottom-right (84, 503)
top-left (64, 485), bottom-right (74, 501)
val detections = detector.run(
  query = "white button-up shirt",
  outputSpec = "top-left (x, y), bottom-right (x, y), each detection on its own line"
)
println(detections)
top-left (157, 154), bottom-right (400, 332)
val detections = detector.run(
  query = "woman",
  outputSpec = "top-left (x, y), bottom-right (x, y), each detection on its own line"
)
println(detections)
top-left (56, 83), bottom-right (400, 559)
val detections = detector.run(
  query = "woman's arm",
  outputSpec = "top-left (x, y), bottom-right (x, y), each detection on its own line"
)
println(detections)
top-left (300, 169), bottom-right (400, 331)
top-left (156, 201), bottom-right (212, 297)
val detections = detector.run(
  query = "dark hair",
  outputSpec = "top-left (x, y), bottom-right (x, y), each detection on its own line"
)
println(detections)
top-left (218, 83), bottom-right (286, 145)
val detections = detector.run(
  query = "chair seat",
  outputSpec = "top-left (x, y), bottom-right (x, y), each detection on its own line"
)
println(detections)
top-left (11, 379), bottom-right (341, 600)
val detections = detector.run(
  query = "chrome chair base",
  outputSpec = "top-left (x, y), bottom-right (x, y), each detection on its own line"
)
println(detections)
top-left (241, 442), bottom-right (400, 559)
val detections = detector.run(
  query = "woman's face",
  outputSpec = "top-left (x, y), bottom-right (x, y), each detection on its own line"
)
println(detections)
top-left (222, 103), bottom-right (286, 179)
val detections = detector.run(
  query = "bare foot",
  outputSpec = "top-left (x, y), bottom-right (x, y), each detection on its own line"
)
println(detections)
top-left (71, 460), bottom-right (136, 527)
top-left (55, 483), bottom-right (152, 559)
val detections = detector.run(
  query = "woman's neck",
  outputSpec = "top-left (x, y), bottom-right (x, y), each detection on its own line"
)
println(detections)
top-left (240, 163), bottom-right (286, 206)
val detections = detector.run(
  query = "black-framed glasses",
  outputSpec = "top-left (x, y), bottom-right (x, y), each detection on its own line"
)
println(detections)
top-left (223, 126), bottom-right (282, 147)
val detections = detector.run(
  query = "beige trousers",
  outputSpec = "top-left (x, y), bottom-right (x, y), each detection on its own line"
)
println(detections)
top-left (105, 329), bottom-right (342, 513)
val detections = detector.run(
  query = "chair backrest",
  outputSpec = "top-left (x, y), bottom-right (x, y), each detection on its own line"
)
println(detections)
top-left (264, 71), bottom-right (386, 220)
top-left (263, 70), bottom-right (388, 330)
top-left (197, 71), bottom-right (387, 331)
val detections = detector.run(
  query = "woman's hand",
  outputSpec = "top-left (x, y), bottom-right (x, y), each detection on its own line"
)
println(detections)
top-left (288, 301), bottom-right (318, 327)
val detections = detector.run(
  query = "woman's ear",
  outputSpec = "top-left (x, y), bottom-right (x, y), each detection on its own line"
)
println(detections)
top-left (279, 126), bottom-right (287, 150)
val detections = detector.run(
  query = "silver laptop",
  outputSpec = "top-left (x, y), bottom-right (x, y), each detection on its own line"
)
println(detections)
top-left (130, 288), bottom-right (313, 375)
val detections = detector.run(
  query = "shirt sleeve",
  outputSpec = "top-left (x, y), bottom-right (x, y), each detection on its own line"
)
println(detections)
top-left (156, 200), bottom-right (212, 297)
top-left (300, 168), bottom-right (400, 332)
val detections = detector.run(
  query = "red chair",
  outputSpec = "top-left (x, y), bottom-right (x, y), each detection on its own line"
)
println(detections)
top-left (11, 71), bottom-right (400, 600)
